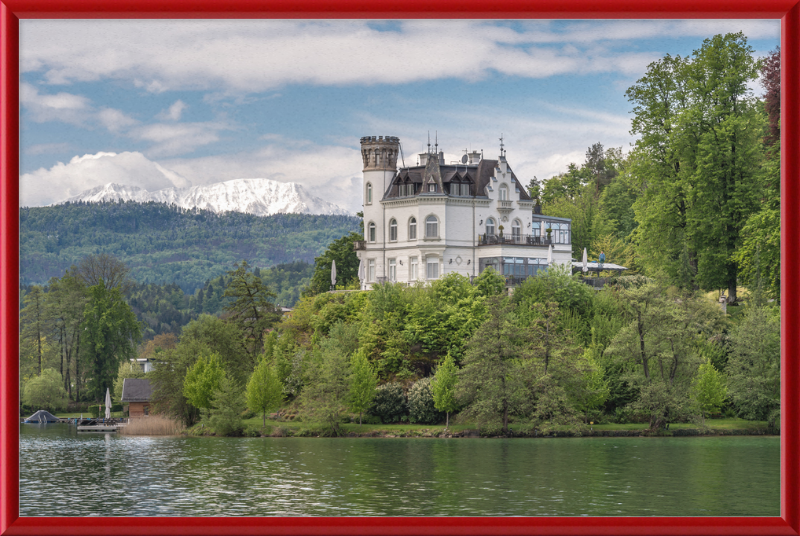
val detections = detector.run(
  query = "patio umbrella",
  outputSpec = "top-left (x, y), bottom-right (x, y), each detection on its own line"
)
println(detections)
top-left (331, 260), bottom-right (337, 289)
top-left (105, 388), bottom-right (112, 420)
top-left (582, 248), bottom-right (588, 273)
top-left (547, 244), bottom-right (552, 265)
top-left (358, 259), bottom-right (365, 282)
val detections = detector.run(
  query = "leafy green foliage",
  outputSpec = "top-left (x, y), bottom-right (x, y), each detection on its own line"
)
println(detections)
top-left (691, 358), bottom-right (728, 420)
top-left (246, 359), bottom-right (284, 430)
top-left (408, 377), bottom-right (443, 424)
top-left (23, 369), bottom-right (69, 412)
top-left (432, 353), bottom-right (459, 428)
top-left (300, 336), bottom-right (352, 436)
top-left (726, 306), bottom-right (780, 427)
top-left (306, 231), bottom-right (363, 296)
top-left (369, 382), bottom-right (408, 424)
top-left (208, 375), bottom-right (246, 436)
top-left (349, 349), bottom-right (378, 425)
top-left (82, 281), bottom-right (141, 401)
top-left (223, 261), bottom-right (280, 360)
top-left (182, 353), bottom-right (225, 412)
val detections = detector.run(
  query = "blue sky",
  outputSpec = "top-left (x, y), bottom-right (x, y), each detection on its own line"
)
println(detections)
top-left (19, 19), bottom-right (780, 213)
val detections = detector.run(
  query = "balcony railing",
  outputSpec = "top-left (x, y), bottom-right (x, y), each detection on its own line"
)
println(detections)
top-left (354, 240), bottom-right (367, 251)
top-left (478, 234), bottom-right (553, 246)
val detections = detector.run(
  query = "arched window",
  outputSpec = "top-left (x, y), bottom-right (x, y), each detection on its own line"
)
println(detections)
top-left (366, 183), bottom-right (373, 204)
top-left (512, 219), bottom-right (521, 242)
top-left (368, 222), bottom-right (376, 242)
top-left (389, 219), bottom-right (397, 241)
top-left (409, 217), bottom-right (417, 240)
top-left (426, 215), bottom-right (438, 238)
top-left (486, 218), bottom-right (495, 236)
top-left (499, 184), bottom-right (508, 201)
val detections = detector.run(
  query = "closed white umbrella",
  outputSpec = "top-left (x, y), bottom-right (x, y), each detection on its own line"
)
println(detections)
top-left (104, 388), bottom-right (112, 420)
top-left (582, 248), bottom-right (588, 273)
top-left (357, 259), bottom-right (365, 281)
top-left (331, 260), bottom-right (337, 289)
top-left (547, 244), bottom-right (553, 266)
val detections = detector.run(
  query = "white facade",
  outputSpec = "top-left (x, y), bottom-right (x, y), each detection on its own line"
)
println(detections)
top-left (356, 136), bottom-right (572, 288)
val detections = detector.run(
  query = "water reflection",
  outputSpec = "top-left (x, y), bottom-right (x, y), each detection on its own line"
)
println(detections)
top-left (20, 425), bottom-right (779, 517)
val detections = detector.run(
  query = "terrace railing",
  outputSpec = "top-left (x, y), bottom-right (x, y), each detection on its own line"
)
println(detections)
top-left (478, 234), bottom-right (553, 246)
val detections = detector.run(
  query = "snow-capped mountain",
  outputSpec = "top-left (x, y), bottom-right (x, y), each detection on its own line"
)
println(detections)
top-left (58, 178), bottom-right (352, 217)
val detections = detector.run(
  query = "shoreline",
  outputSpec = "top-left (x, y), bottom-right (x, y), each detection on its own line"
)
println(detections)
top-left (181, 425), bottom-right (776, 439)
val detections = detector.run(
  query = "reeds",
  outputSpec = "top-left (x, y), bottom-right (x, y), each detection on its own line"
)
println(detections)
top-left (119, 415), bottom-right (184, 436)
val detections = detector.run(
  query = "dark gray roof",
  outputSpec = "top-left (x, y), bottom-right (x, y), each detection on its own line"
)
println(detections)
top-left (384, 158), bottom-right (532, 201)
top-left (121, 378), bottom-right (152, 402)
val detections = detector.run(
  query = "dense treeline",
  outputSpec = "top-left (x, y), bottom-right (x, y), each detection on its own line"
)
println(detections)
top-left (537, 35), bottom-right (780, 303)
top-left (20, 200), bottom-right (359, 294)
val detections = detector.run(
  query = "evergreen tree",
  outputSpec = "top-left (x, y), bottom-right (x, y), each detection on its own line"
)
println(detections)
top-left (223, 261), bottom-right (280, 363)
top-left (348, 348), bottom-right (378, 426)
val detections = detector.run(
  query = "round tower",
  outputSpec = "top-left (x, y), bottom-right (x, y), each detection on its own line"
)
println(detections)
top-left (360, 135), bottom-right (400, 173)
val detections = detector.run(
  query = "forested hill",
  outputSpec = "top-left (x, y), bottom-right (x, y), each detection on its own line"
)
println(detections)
top-left (20, 201), bottom-right (361, 293)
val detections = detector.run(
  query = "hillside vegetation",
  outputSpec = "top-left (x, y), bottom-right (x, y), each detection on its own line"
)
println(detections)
top-left (20, 201), bottom-right (360, 294)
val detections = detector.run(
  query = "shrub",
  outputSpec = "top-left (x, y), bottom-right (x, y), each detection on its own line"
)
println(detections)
top-left (22, 369), bottom-right (68, 413)
top-left (408, 377), bottom-right (444, 424)
top-left (369, 382), bottom-right (407, 423)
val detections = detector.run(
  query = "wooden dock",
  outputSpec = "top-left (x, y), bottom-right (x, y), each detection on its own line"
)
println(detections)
top-left (77, 423), bottom-right (124, 432)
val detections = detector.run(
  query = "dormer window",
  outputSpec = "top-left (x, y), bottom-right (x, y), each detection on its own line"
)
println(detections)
top-left (429, 184), bottom-right (436, 193)
top-left (499, 185), bottom-right (508, 201)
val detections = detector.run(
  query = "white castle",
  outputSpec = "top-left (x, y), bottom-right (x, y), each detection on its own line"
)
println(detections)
top-left (355, 135), bottom-right (572, 289)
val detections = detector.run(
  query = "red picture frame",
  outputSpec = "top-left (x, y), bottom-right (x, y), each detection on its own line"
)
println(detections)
top-left (2, 2), bottom-right (798, 535)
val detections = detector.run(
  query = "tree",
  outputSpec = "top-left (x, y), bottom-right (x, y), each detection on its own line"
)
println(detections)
top-left (305, 231), bottom-right (363, 296)
top-left (246, 358), bottom-right (285, 431)
top-left (348, 349), bottom-right (378, 425)
top-left (604, 284), bottom-right (725, 431)
top-left (19, 286), bottom-right (46, 376)
top-left (223, 260), bottom-right (280, 362)
top-left (299, 337), bottom-right (352, 435)
top-left (456, 298), bottom-right (532, 435)
top-left (432, 353), bottom-right (459, 429)
top-left (74, 253), bottom-right (133, 293)
top-left (182, 353), bottom-right (225, 416)
top-left (761, 47), bottom-right (780, 147)
top-left (691, 358), bottom-right (727, 422)
top-left (44, 272), bottom-right (88, 400)
top-left (208, 374), bottom-right (246, 436)
top-left (627, 33), bottom-right (764, 300)
top-left (81, 280), bottom-right (141, 402)
top-left (23, 369), bottom-right (69, 412)
top-left (726, 306), bottom-right (780, 429)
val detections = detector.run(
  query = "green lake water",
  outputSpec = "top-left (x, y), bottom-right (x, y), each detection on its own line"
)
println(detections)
top-left (19, 424), bottom-right (779, 516)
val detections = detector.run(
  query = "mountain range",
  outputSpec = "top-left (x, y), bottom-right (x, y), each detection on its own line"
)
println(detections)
top-left (58, 178), bottom-right (352, 217)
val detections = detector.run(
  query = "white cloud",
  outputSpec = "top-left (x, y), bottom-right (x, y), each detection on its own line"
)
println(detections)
top-left (20, 151), bottom-right (192, 207)
top-left (158, 100), bottom-right (187, 121)
top-left (97, 107), bottom-right (139, 133)
top-left (131, 121), bottom-right (228, 157)
top-left (20, 82), bottom-right (91, 124)
top-left (19, 20), bottom-right (780, 94)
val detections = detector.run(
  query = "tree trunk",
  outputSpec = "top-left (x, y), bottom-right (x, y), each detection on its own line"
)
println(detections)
top-left (359, 412), bottom-right (363, 426)
top-left (446, 412), bottom-right (449, 430)
top-left (262, 412), bottom-right (266, 431)
top-left (503, 404), bottom-right (509, 435)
